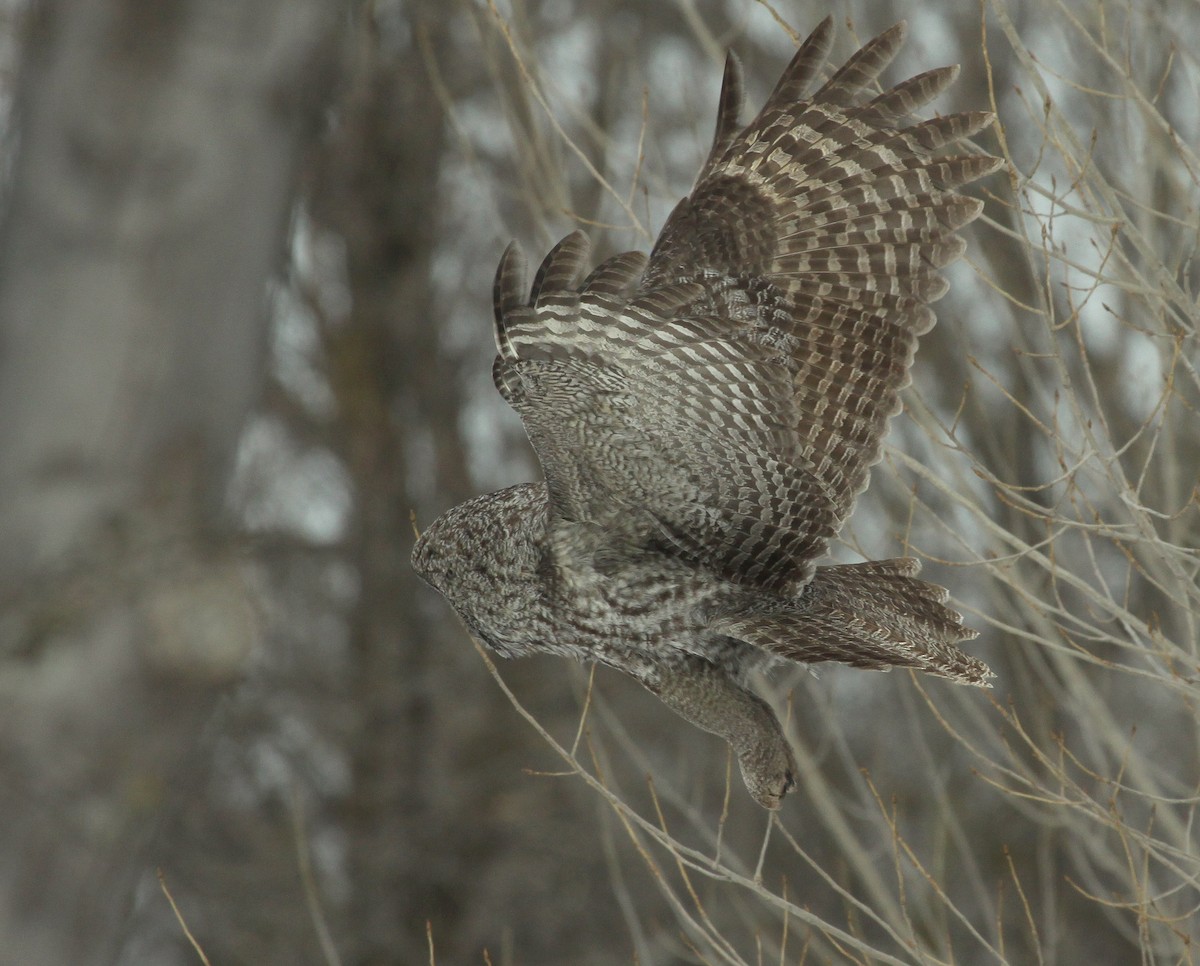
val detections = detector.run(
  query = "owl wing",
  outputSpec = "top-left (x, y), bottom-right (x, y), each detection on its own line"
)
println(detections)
top-left (492, 18), bottom-right (1000, 591)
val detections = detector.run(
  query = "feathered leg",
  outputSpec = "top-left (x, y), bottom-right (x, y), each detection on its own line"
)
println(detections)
top-left (635, 656), bottom-right (796, 809)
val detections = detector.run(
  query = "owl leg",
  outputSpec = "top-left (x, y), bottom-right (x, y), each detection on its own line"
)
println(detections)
top-left (636, 656), bottom-right (797, 809)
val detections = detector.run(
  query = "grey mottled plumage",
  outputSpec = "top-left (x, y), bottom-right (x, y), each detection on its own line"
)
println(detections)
top-left (412, 19), bottom-right (1000, 809)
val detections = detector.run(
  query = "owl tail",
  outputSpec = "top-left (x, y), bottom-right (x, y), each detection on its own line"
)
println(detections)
top-left (712, 558), bottom-right (993, 686)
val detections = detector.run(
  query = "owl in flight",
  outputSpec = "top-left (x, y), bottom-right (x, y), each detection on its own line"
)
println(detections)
top-left (413, 17), bottom-right (999, 808)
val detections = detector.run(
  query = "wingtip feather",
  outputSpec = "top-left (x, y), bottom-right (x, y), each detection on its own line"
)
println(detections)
top-left (493, 241), bottom-right (528, 354)
top-left (713, 52), bottom-right (745, 151)
top-left (530, 230), bottom-right (591, 305)
top-left (763, 15), bottom-right (835, 108)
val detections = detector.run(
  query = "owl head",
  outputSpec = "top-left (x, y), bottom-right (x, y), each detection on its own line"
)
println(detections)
top-left (411, 484), bottom-right (550, 659)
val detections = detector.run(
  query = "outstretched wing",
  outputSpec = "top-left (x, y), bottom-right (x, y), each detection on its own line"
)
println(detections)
top-left (492, 18), bottom-right (1000, 591)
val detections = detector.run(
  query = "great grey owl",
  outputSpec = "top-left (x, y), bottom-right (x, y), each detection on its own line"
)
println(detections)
top-left (412, 17), bottom-right (999, 809)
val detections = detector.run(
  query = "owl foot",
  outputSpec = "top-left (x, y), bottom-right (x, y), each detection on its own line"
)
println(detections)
top-left (639, 655), bottom-right (797, 809)
top-left (737, 734), bottom-right (798, 810)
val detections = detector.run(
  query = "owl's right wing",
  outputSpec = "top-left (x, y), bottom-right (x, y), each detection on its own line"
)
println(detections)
top-left (491, 18), bottom-right (1000, 592)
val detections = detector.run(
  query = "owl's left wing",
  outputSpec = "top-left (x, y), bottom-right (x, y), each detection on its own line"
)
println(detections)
top-left (492, 20), bottom-right (1000, 592)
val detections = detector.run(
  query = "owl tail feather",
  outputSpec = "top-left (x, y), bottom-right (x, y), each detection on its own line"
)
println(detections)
top-left (712, 558), bottom-right (993, 686)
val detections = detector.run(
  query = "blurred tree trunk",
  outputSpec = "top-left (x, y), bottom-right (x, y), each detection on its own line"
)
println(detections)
top-left (0, 0), bottom-right (337, 962)
top-left (310, 7), bottom-right (640, 961)
top-left (310, 9), bottom-right (480, 961)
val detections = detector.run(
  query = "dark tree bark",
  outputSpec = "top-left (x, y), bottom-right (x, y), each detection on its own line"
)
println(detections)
top-left (308, 10), bottom-right (466, 961)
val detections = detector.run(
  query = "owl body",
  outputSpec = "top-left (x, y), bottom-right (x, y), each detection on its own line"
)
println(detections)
top-left (413, 18), bottom-right (1000, 808)
top-left (414, 483), bottom-right (766, 678)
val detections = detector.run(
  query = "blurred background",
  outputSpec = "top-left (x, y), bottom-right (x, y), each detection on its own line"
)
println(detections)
top-left (0, 0), bottom-right (1197, 963)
